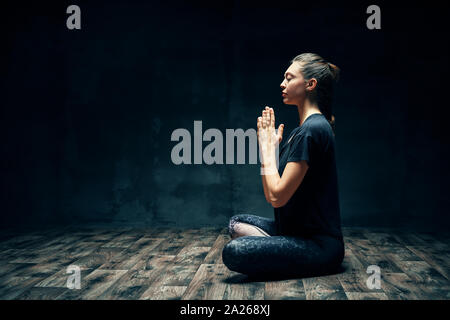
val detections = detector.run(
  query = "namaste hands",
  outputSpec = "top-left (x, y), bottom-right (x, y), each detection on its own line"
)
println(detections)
top-left (257, 106), bottom-right (284, 167)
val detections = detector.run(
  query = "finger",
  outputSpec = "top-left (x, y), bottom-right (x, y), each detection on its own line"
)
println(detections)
top-left (278, 123), bottom-right (284, 138)
top-left (270, 108), bottom-right (275, 129)
top-left (256, 118), bottom-right (260, 136)
top-left (265, 106), bottom-right (270, 127)
top-left (276, 124), bottom-right (284, 143)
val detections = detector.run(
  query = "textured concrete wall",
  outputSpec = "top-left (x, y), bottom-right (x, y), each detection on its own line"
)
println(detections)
top-left (1, 1), bottom-right (449, 231)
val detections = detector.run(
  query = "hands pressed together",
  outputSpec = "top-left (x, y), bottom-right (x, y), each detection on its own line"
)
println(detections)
top-left (257, 106), bottom-right (284, 167)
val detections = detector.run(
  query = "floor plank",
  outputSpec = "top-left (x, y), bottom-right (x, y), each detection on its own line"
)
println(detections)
top-left (0, 226), bottom-right (448, 300)
top-left (264, 279), bottom-right (306, 300)
top-left (15, 287), bottom-right (68, 300)
top-left (140, 285), bottom-right (187, 300)
top-left (181, 264), bottom-right (229, 300)
top-left (98, 255), bottom-right (176, 299)
top-left (56, 269), bottom-right (128, 300)
top-left (345, 292), bottom-right (389, 300)
top-left (302, 275), bottom-right (348, 300)
top-left (203, 235), bottom-right (228, 264)
top-left (0, 276), bottom-right (44, 300)
top-left (380, 272), bottom-right (422, 300)
top-left (405, 246), bottom-right (450, 280)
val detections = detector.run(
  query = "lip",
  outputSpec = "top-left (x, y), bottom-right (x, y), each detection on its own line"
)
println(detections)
top-left (282, 93), bottom-right (287, 97)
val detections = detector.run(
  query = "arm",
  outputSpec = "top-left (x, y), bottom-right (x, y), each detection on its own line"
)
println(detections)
top-left (258, 106), bottom-right (281, 204)
top-left (261, 172), bottom-right (271, 203)
top-left (262, 160), bottom-right (309, 208)
top-left (258, 106), bottom-right (308, 208)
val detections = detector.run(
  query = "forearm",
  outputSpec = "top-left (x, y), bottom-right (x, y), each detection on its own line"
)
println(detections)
top-left (257, 106), bottom-right (285, 206)
top-left (261, 173), bottom-right (271, 203)
top-left (261, 151), bottom-right (281, 203)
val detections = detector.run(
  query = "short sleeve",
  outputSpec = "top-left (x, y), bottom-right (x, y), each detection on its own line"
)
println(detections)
top-left (286, 132), bottom-right (311, 165)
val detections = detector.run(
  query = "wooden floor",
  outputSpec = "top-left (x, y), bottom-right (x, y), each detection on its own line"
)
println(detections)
top-left (0, 226), bottom-right (448, 300)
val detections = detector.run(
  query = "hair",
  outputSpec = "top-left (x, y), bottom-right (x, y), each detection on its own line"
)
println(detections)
top-left (290, 53), bottom-right (340, 133)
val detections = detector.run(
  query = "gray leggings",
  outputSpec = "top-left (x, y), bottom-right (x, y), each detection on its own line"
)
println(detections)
top-left (222, 214), bottom-right (345, 279)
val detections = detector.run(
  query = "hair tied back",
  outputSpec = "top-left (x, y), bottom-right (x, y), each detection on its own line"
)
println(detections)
top-left (327, 62), bottom-right (340, 82)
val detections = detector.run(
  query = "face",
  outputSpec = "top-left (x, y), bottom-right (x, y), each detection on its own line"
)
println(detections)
top-left (280, 62), bottom-right (310, 106)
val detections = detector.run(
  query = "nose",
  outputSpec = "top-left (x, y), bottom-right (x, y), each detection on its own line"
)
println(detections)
top-left (280, 80), bottom-right (286, 89)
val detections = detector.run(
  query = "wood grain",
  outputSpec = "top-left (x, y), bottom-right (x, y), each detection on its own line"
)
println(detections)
top-left (0, 227), bottom-right (448, 300)
top-left (181, 264), bottom-right (229, 300)
top-left (303, 275), bottom-right (348, 300)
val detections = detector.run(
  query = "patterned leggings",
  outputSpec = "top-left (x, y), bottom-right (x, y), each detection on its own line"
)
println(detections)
top-left (222, 214), bottom-right (345, 279)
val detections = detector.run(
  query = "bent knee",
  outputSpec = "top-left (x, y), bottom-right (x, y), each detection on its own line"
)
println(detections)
top-left (222, 239), bottom-right (242, 271)
top-left (228, 215), bottom-right (245, 238)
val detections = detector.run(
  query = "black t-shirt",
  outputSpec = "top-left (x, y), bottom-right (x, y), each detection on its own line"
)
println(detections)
top-left (274, 113), bottom-right (343, 242)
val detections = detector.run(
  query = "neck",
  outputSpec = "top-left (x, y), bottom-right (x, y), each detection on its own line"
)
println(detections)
top-left (297, 99), bottom-right (322, 126)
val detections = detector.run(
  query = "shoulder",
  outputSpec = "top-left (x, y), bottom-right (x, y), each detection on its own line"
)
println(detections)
top-left (301, 115), bottom-right (335, 151)
top-left (289, 115), bottom-right (333, 143)
top-left (302, 115), bottom-right (333, 141)
top-left (304, 115), bottom-right (332, 133)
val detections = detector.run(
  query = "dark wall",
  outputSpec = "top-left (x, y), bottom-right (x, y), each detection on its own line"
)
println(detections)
top-left (2, 0), bottom-right (449, 231)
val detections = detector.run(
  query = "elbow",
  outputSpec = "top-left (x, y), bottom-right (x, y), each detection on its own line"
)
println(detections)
top-left (270, 199), bottom-right (286, 208)
top-left (268, 187), bottom-right (286, 208)
top-left (269, 194), bottom-right (287, 208)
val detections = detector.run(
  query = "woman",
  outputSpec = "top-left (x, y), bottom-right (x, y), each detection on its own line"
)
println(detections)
top-left (222, 53), bottom-right (344, 279)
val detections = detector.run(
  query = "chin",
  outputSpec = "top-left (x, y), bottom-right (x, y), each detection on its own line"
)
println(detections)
top-left (282, 99), bottom-right (296, 106)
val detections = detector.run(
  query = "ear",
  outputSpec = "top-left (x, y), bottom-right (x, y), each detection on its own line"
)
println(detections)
top-left (306, 78), bottom-right (318, 92)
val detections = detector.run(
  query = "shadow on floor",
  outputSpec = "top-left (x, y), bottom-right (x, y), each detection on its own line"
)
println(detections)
top-left (223, 265), bottom-right (347, 283)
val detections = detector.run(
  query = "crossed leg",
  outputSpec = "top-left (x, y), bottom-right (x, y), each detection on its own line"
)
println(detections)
top-left (223, 215), bottom-right (345, 278)
top-left (228, 214), bottom-right (277, 239)
top-left (230, 222), bottom-right (270, 239)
